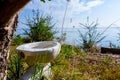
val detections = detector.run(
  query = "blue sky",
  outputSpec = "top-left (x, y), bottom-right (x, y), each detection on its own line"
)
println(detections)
top-left (18, 0), bottom-right (120, 29)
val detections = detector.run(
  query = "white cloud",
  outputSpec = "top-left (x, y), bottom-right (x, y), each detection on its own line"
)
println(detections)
top-left (69, 0), bottom-right (104, 14)
top-left (87, 0), bottom-right (104, 8)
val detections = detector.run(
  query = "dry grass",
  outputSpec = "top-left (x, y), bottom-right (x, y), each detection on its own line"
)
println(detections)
top-left (51, 45), bottom-right (120, 80)
top-left (8, 44), bottom-right (120, 80)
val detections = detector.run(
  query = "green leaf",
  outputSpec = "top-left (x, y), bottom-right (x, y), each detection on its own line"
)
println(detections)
top-left (40, 0), bottom-right (51, 3)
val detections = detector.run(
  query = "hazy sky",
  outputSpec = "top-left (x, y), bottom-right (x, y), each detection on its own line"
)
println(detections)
top-left (18, 0), bottom-right (120, 29)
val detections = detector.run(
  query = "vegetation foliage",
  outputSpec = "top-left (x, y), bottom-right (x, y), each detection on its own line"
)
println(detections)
top-left (7, 51), bottom-right (24, 80)
top-left (40, 0), bottom-right (51, 3)
top-left (8, 44), bottom-right (120, 80)
top-left (22, 10), bottom-right (56, 42)
top-left (78, 17), bottom-right (106, 52)
top-left (51, 45), bottom-right (120, 80)
top-left (11, 35), bottom-right (25, 46)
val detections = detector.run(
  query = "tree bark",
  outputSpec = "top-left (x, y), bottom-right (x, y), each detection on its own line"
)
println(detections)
top-left (0, 12), bottom-right (19, 80)
top-left (0, 0), bottom-right (30, 26)
top-left (0, 0), bottom-right (30, 79)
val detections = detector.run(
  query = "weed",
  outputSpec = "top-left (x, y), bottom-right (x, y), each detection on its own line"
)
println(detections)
top-left (11, 35), bottom-right (24, 46)
top-left (78, 17), bottom-right (105, 52)
top-left (7, 51), bottom-right (24, 80)
top-left (8, 45), bottom-right (120, 80)
top-left (22, 10), bottom-right (56, 42)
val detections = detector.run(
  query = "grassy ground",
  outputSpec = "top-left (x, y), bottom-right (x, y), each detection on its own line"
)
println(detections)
top-left (8, 44), bottom-right (120, 80)
top-left (51, 45), bottom-right (120, 80)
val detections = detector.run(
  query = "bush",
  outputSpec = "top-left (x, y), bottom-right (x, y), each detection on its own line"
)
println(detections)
top-left (11, 35), bottom-right (25, 46)
top-left (78, 17), bottom-right (105, 52)
top-left (23, 10), bottom-right (56, 42)
top-left (7, 51), bottom-right (24, 80)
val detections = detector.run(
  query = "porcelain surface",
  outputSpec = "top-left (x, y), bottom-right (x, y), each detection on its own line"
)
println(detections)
top-left (17, 41), bottom-right (61, 65)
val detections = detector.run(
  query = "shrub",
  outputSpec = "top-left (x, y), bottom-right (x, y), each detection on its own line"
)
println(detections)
top-left (23, 10), bottom-right (56, 42)
top-left (7, 51), bottom-right (24, 80)
top-left (11, 35), bottom-right (24, 46)
top-left (55, 33), bottom-right (66, 43)
top-left (78, 17), bottom-right (105, 52)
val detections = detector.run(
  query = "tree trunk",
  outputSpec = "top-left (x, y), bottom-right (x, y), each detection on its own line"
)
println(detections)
top-left (0, 0), bottom-right (30, 79)
top-left (0, 12), bottom-right (19, 80)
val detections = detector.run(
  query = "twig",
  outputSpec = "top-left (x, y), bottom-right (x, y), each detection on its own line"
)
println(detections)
top-left (100, 18), bottom-right (120, 35)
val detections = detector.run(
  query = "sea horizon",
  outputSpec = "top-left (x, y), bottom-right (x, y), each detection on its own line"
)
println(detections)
top-left (16, 27), bottom-right (120, 47)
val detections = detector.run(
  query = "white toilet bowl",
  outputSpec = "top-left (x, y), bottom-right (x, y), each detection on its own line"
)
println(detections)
top-left (16, 41), bottom-right (61, 80)
top-left (17, 41), bottom-right (61, 66)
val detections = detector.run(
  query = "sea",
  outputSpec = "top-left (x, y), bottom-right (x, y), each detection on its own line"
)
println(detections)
top-left (16, 27), bottom-right (120, 47)
top-left (54, 27), bottom-right (120, 47)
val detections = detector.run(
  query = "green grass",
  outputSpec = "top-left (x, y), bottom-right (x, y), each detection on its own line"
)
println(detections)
top-left (51, 45), bottom-right (120, 80)
top-left (8, 44), bottom-right (120, 80)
